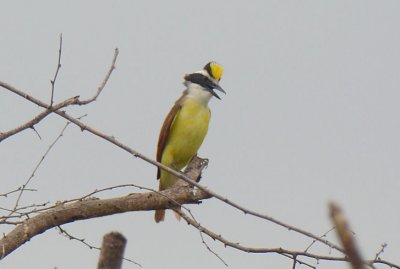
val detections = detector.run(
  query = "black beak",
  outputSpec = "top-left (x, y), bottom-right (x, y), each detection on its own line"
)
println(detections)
top-left (206, 80), bottom-right (226, 100)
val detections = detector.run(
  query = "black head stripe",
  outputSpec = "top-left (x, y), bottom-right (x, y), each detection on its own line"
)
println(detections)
top-left (184, 73), bottom-right (215, 90)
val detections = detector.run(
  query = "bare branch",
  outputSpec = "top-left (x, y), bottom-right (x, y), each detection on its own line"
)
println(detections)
top-left (7, 121), bottom-right (72, 218)
top-left (304, 227), bottom-right (336, 253)
top-left (1, 81), bottom-right (345, 255)
top-left (97, 232), bottom-right (127, 269)
top-left (3, 81), bottom-right (399, 269)
top-left (330, 203), bottom-right (365, 269)
top-left (31, 126), bottom-right (42, 140)
top-left (50, 33), bottom-right (63, 106)
top-left (0, 187), bottom-right (37, 198)
top-left (1, 202), bottom-right (49, 225)
top-left (1, 50), bottom-right (399, 269)
top-left (374, 243), bottom-right (387, 260)
top-left (177, 209), bottom-right (348, 265)
top-left (0, 78), bottom-right (352, 261)
top-left (57, 226), bottom-right (100, 250)
top-left (77, 48), bottom-right (119, 105)
top-left (0, 47), bottom-right (118, 142)
top-left (0, 185), bottom-right (210, 259)
top-left (57, 227), bottom-right (141, 267)
top-left (291, 255), bottom-right (297, 269)
top-left (0, 96), bottom-right (78, 142)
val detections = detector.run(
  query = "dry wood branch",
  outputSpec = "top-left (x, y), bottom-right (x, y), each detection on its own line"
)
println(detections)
top-left (2, 180), bottom-right (193, 223)
top-left (328, 204), bottom-right (398, 268)
top-left (330, 203), bottom-right (365, 269)
top-left (97, 232), bottom-right (127, 269)
top-left (0, 186), bottom-right (211, 260)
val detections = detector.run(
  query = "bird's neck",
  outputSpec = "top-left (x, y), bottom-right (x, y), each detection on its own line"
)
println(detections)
top-left (184, 84), bottom-right (212, 106)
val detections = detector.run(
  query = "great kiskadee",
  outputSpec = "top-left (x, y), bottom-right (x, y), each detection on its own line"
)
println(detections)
top-left (155, 62), bottom-right (225, 222)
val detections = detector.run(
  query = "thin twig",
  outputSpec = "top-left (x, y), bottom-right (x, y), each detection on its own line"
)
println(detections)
top-left (0, 96), bottom-right (78, 142)
top-left (7, 121), bottom-right (71, 218)
top-left (374, 243), bottom-right (387, 260)
top-left (178, 207), bottom-right (229, 266)
top-left (31, 126), bottom-right (42, 140)
top-left (57, 225), bottom-right (100, 250)
top-left (0, 47), bottom-right (117, 142)
top-left (0, 187), bottom-right (37, 198)
top-left (50, 33), bottom-right (63, 106)
top-left (58, 226), bottom-right (141, 267)
top-left (77, 48), bottom-right (119, 105)
top-left (304, 227), bottom-right (336, 252)
top-left (197, 229), bottom-right (228, 266)
top-left (177, 209), bottom-right (348, 265)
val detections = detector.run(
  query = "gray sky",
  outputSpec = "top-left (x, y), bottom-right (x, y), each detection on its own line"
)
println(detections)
top-left (1, 1), bottom-right (400, 268)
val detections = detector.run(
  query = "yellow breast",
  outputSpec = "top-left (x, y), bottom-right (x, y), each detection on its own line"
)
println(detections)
top-left (162, 98), bottom-right (211, 169)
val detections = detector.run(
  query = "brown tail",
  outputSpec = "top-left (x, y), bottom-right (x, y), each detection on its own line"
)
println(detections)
top-left (155, 209), bottom-right (165, 223)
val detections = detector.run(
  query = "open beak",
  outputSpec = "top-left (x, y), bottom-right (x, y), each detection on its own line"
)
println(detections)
top-left (207, 81), bottom-right (226, 100)
top-left (184, 72), bottom-right (226, 100)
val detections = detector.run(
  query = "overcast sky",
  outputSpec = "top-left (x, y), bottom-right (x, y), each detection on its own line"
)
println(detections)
top-left (1, 1), bottom-right (400, 268)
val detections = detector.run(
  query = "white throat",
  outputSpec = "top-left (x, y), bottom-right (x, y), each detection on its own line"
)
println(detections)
top-left (185, 83), bottom-right (213, 105)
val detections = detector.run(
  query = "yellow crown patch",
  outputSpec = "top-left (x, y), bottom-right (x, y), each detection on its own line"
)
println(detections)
top-left (210, 62), bottom-right (224, 81)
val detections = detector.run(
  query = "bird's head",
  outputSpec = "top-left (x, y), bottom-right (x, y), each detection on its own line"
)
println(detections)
top-left (184, 61), bottom-right (226, 100)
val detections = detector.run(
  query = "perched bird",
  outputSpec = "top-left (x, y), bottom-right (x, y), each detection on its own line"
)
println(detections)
top-left (155, 62), bottom-right (225, 222)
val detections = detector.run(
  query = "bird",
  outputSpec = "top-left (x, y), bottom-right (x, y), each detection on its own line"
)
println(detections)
top-left (155, 62), bottom-right (225, 222)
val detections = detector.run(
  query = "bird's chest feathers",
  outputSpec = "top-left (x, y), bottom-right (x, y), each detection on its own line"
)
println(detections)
top-left (172, 100), bottom-right (210, 140)
top-left (167, 100), bottom-right (211, 162)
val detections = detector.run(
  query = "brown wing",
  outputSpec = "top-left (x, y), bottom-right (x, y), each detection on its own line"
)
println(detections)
top-left (156, 92), bottom-right (187, 179)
